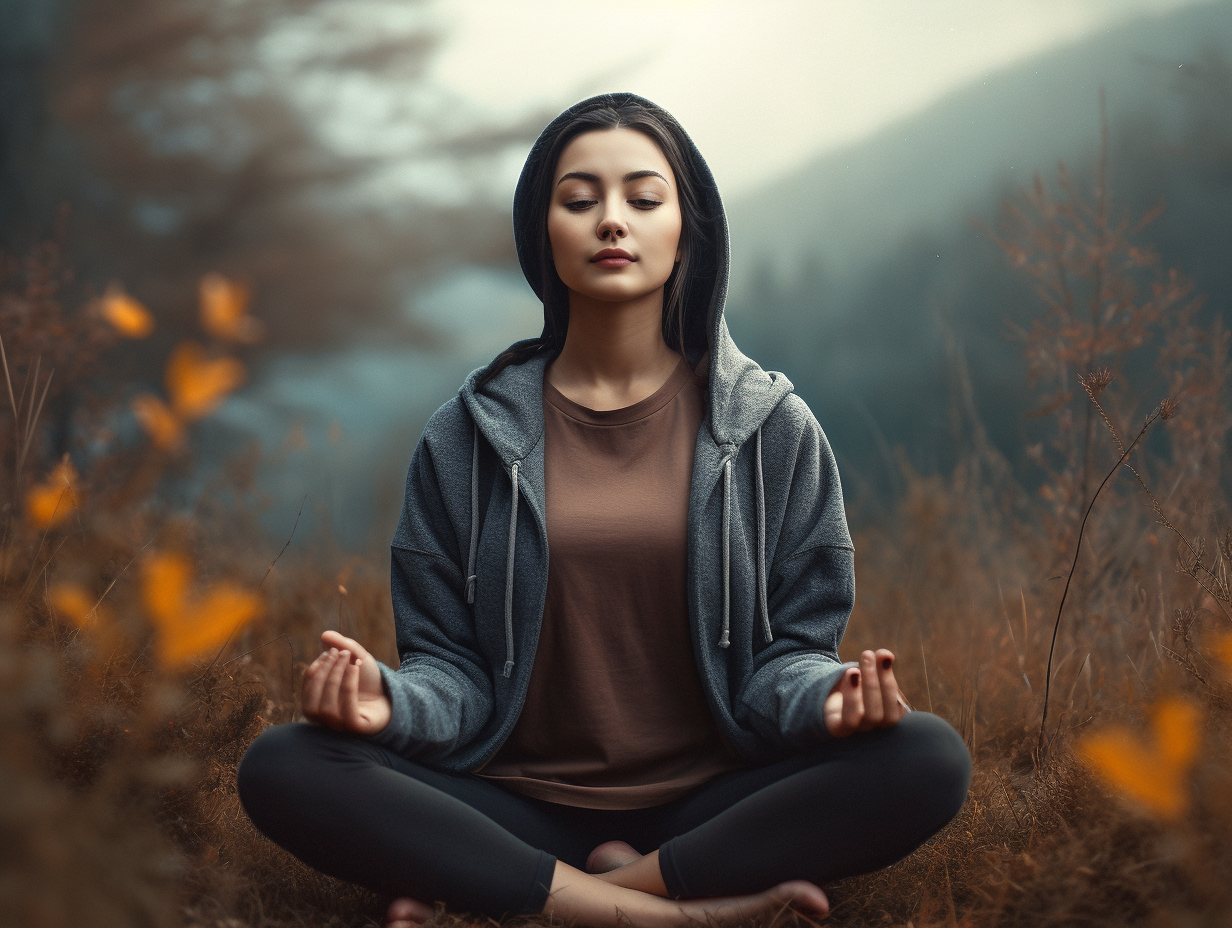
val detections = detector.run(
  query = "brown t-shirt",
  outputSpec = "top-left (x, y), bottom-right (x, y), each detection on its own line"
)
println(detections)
top-left (474, 353), bottom-right (748, 809)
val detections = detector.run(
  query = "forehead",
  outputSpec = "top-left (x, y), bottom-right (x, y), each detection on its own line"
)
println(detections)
top-left (553, 128), bottom-right (674, 186)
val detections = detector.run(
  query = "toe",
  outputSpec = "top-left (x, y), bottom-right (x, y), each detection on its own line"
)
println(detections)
top-left (384, 896), bottom-right (434, 927)
top-left (771, 880), bottom-right (830, 917)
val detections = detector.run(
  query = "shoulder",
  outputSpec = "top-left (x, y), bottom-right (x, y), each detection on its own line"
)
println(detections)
top-left (408, 392), bottom-right (476, 479)
top-left (762, 392), bottom-right (832, 447)
top-left (421, 391), bottom-right (473, 441)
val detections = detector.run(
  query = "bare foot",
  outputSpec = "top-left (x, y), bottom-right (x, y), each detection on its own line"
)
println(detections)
top-left (586, 840), bottom-right (642, 873)
top-left (674, 880), bottom-right (830, 925)
top-left (542, 860), bottom-right (828, 927)
top-left (384, 895), bottom-right (434, 928)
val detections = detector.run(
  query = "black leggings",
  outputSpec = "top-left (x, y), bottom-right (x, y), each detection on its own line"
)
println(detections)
top-left (236, 711), bottom-right (970, 919)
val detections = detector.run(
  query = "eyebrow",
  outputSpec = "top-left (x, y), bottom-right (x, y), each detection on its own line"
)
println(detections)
top-left (555, 170), bottom-right (670, 188)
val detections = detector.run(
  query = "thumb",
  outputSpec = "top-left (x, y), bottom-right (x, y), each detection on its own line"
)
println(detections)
top-left (321, 629), bottom-right (371, 660)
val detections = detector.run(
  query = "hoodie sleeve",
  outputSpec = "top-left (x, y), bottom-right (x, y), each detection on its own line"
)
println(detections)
top-left (735, 393), bottom-right (858, 749)
top-left (363, 408), bottom-right (495, 763)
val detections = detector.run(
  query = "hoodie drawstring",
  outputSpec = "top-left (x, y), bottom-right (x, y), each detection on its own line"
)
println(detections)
top-left (470, 422), bottom-right (769, 671)
top-left (502, 460), bottom-right (520, 678)
top-left (466, 421), bottom-right (519, 679)
top-left (718, 451), bottom-right (732, 648)
top-left (466, 424), bottom-right (479, 604)
top-left (717, 426), bottom-right (773, 649)
top-left (755, 425), bottom-right (772, 644)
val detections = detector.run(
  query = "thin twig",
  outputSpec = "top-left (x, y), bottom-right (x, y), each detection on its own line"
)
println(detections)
top-left (189, 492), bottom-right (307, 686)
top-left (1038, 403), bottom-right (1161, 756)
top-left (17, 368), bottom-right (54, 478)
top-left (0, 329), bottom-right (18, 421)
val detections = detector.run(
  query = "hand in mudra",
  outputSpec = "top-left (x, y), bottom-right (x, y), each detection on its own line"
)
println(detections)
top-left (301, 630), bottom-right (392, 736)
top-left (823, 648), bottom-right (912, 737)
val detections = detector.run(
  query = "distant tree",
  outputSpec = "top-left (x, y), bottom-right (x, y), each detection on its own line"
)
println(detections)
top-left (2, 0), bottom-right (561, 353)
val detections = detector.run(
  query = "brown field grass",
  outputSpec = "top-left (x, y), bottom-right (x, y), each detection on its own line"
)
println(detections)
top-left (4, 135), bottom-right (1232, 928)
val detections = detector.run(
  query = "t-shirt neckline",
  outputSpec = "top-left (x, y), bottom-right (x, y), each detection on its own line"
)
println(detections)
top-left (543, 354), bottom-right (693, 427)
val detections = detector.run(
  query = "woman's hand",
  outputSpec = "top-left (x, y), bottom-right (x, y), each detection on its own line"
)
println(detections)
top-left (822, 648), bottom-right (912, 737)
top-left (301, 630), bottom-right (392, 736)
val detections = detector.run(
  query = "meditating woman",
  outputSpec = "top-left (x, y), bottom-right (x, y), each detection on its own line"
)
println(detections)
top-left (237, 92), bottom-right (971, 927)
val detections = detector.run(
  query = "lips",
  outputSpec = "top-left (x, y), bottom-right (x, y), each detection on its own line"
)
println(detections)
top-left (591, 248), bottom-right (635, 262)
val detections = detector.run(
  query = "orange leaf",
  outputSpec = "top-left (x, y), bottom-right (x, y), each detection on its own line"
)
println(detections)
top-left (48, 582), bottom-right (105, 627)
top-left (1154, 697), bottom-right (1201, 770)
top-left (100, 286), bottom-right (155, 338)
top-left (132, 393), bottom-right (185, 449)
top-left (199, 273), bottom-right (264, 344)
top-left (24, 456), bottom-right (80, 529)
top-left (141, 551), bottom-right (262, 669)
top-left (158, 586), bottom-right (262, 668)
top-left (1077, 732), bottom-right (1187, 819)
top-left (1075, 695), bottom-right (1202, 821)
top-left (142, 551), bottom-right (193, 625)
top-left (165, 341), bottom-right (246, 421)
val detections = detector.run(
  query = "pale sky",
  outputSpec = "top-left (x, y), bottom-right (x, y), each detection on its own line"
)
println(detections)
top-left (423, 0), bottom-right (1216, 197)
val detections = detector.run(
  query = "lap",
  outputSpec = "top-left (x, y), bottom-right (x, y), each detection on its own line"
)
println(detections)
top-left (237, 712), bottom-right (969, 867)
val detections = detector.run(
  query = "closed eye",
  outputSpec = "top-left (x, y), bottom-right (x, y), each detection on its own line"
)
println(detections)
top-left (563, 199), bottom-right (663, 211)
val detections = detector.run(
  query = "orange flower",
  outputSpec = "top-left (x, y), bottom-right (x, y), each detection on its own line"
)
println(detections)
top-left (25, 456), bottom-right (80, 529)
top-left (1076, 696), bottom-right (1202, 821)
top-left (48, 582), bottom-right (111, 627)
top-left (140, 551), bottom-right (262, 669)
top-left (132, 393), bottom-right (185, 450)
top-left (199, 273), bottom-right (264, 344)
top-left (100, 285), bottom-right (155, 338)
top-left (165, 340), bottom-right (246, 421)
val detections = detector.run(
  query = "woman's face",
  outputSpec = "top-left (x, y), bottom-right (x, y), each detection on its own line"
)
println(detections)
top-left (547, 127), bottom-right (683, 306)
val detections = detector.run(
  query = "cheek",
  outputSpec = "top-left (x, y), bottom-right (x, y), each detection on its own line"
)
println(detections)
top-left (547, 213), bottom-right (582, 259)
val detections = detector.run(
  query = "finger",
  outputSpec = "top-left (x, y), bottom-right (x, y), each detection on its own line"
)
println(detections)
top-left (302, 649), bottom-right (335, 716)
top-left (860, 650), bottom-right (884, 728)
top-left (320, 649), bottom-right (350, 723)
top-left (323, 630), bottom-right (369, 661)
top-left (841, 667), bottom-right (864, 733)
top-left (341, 655), bottom-right (362, 731)
top-left (876, 649), bottom-right (907, 726)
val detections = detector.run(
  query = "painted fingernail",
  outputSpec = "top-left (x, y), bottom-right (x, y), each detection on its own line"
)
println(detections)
top-left (882, 657), bottom-right (892, 670)
top-left (850, 672), bottom-right (860, 687)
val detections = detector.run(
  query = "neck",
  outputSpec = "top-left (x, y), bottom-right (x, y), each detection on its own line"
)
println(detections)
top-left (547, 287), bottom-right (680, 399)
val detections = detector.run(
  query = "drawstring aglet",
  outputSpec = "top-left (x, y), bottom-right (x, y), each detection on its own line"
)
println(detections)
top-left (503, 660), bottom-right (514, 678)
top-left (717, 630), bottom-right (730, 648)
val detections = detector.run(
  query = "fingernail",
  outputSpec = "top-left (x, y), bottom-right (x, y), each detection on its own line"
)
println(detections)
top-left (881, 657), bottom-right (892, 670)
top-left (851, 672), bottom-right (860, 687)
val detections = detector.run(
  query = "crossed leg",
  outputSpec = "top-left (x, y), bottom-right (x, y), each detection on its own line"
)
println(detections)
top-left (238, 712), bottom-right (969, 925)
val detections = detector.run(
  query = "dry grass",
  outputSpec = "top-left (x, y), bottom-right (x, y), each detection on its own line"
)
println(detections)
top-left (4, 115), bottom-right (1232, 926)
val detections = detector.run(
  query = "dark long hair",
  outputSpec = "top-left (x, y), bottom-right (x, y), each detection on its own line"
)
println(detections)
top-left (475, 98), bottom-right (713, 391)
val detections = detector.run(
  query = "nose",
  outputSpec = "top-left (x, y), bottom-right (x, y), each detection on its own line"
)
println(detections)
top-left (596, 198), bottom-right (628, 241)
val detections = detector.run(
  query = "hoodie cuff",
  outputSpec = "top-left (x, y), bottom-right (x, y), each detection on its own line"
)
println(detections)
top-left (362, 659), bottom-right (402, 750)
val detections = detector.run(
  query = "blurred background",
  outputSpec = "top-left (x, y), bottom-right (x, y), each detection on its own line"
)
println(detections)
top-left (3, 0), bottom-right (1230, 554)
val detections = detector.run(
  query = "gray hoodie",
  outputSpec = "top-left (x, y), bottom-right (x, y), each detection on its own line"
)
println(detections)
top-left (365, 92), bottom-right (858, 773)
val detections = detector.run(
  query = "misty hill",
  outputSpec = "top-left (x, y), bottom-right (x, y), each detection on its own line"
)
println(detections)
top-left (205, 1), bottom-right (1232, 549)
top-left (722, 0), bottom-right (1232, 507)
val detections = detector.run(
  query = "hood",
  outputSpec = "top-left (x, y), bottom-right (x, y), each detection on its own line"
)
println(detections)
top-left (471, 90), bottom-right (793, 460)
top-left (454, 92), bottom-right (796, 677)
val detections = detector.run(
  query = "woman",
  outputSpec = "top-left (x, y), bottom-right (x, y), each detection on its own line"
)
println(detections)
top-left (237, 92), bottom-right (971, 927)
